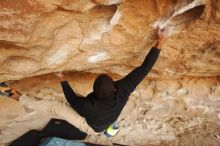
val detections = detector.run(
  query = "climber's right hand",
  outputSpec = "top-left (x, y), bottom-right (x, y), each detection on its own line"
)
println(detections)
top-left (55, 72), bottom-right (64, 81)
top-left (155, 26), bottom-right (165, 49)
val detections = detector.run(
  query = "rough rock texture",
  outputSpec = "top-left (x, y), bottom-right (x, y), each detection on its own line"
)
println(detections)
top-left (0, 0), bottom-right (220, 81)
top-left (0, 74), bottom-right (219, 146)
top-left (0, 0), bottom-right (220, 146)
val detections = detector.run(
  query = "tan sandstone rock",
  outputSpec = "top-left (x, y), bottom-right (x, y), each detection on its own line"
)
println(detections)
top-left (0, 0), bottom-right (220, 145)
top-left (0, 0), bottom-right (219, 81)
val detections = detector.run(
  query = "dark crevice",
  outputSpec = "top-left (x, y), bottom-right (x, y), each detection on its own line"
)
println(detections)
top-left (170, 5), bottom-right (205, 25)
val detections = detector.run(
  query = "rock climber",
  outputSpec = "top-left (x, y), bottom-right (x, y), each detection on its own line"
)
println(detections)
top-left (0, 27), bottom-right (165, 137)
top-left (55, 27), bottom-right (165, 136)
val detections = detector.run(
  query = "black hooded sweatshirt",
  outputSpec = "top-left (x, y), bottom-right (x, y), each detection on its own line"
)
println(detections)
top-left (61, 47), bottom-right (161, 132)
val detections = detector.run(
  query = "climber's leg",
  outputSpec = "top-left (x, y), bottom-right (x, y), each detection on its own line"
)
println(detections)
top-left (0, 82), bottom-right (96, 135)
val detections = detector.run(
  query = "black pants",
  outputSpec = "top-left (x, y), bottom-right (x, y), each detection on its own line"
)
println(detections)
top-left (9, 118), bottom-right (87, 146)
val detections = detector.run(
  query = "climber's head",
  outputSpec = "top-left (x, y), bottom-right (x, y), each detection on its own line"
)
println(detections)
top-left (93, 74), bottom-right (115, 100)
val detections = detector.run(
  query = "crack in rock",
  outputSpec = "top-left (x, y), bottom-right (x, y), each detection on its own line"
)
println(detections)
top-left (153, 0), bottom-right (206, 36)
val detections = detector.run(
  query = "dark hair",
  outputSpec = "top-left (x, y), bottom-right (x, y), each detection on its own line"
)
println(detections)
top-left (93, 74), bottom-right (115, 99)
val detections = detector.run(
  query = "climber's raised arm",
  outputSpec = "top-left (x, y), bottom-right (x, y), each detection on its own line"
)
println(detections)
top-left (115, 27), bottom-right (165, 99)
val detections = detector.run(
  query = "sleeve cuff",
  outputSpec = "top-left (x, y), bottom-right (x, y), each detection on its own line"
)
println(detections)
top-left (152, 47), bottom-right (161, 51)
top-left (61, 80), bottom-right (68, 86)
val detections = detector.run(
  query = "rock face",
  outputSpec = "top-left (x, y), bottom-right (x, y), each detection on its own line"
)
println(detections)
top-left (0, 0), bottom-right (220, 81)
top-left (0, 0), bottom-right (220, 146)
